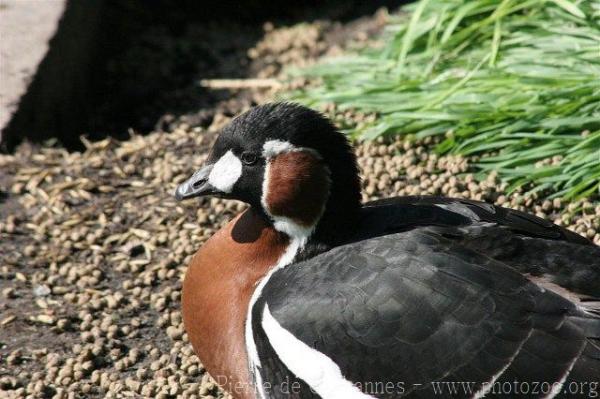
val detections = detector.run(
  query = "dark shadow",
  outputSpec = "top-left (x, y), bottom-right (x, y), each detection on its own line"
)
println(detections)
top-left (231, 208), bottom-right (265, 244)
top-left (1, 0), bottom-right (409, 152)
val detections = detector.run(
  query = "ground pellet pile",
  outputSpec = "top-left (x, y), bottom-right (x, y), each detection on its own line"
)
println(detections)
top-left (1, 10), bottom-right (598, 399)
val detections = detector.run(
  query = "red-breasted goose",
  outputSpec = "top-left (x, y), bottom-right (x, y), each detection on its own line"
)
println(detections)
top-left (175, 103), bottom-right (600, 399)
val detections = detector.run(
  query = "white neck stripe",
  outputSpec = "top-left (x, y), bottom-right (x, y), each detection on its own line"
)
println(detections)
top-left (247, 139), bottom-right (327, 397)
top-left (260, 140), bottom-right (329, 240)
top-left (262, 139), bottom-right (322, 160)
top-left (262, 139), bottom-right (297, 159)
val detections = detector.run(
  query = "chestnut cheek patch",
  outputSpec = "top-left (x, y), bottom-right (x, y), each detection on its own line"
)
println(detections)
top-left (208, 150), bottom-right (243, 193)
top-left (263, 150), bottom-right (330, 227)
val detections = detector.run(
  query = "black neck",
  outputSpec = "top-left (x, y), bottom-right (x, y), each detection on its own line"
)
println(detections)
top-left (300, 191), bottom-right (362, 261)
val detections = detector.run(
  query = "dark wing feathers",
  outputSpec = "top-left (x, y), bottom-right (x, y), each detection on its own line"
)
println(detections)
top-left (252, 197), bottom-right (599, 397)
top-left (255, 228), bottom-right (600, 397)
top-left (428, 223), bottom-right (600, 297)
top-left (362, 196), bottom-right (591, 245)
top-left (360, 197), bottom-right (600, 297)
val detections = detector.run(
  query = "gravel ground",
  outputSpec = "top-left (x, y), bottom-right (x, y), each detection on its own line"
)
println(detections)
top-left (1, 8), bottom-right (599, 399)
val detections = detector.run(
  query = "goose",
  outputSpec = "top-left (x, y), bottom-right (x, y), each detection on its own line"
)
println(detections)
top-left (175, 102), bottom-right (600, 398)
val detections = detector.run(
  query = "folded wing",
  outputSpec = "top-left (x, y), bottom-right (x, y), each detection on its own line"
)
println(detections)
top-left (251, 228), bottom-right (600, 398)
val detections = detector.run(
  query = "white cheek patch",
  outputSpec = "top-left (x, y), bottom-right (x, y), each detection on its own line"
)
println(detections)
top-left (208, 150), bottom-right (243, 193)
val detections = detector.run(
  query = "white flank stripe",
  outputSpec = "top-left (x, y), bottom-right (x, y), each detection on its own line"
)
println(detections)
top-left (262, 304), bottom-right (374, 399)
top-left (245, 237), bottom-right (305, 399)
top-left (208, 150), bottom-right (242, 193)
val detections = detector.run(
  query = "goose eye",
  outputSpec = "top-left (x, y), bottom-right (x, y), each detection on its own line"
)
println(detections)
top-left (241, 152), bottom-right (258, 165)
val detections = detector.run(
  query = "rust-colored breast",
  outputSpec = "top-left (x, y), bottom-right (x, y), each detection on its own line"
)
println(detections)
top-left (182, 208), bottom-right (288, 399)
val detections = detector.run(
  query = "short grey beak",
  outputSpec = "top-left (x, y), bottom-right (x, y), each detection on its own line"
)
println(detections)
top-left (175, 164), bottom-right (218, 201)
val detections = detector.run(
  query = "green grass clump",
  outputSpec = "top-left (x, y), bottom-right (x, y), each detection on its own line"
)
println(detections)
top-left (286, 0), bottom-right (600, 200)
